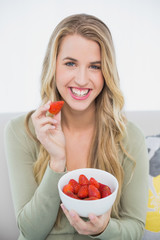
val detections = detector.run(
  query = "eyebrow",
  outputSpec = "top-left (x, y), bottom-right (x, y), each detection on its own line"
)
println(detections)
top-left (63, 57), bottom-right (78, 62)
top-left (63, 57), bottom-right (101, 64)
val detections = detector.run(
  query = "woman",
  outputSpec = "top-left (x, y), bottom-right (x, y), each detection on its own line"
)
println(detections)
top-left (5, 14), bottom-right (149, 240)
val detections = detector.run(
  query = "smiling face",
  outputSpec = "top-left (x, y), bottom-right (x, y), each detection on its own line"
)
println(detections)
top-left (56, 34), bottom-right (104, 112)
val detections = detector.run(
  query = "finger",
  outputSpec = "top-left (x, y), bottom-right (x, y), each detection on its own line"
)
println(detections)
top-left (38, 116), bottom-right (57, 127)
top-left (89, 210), bottom-right (111, 233)
top-left (54, 111), bottom-right (61, 123)
top-left (88, 213), bottom-right (99, 226)
top-left (36, 124), bottom-right (55, 142)
top-left (61, 204), bottom-right (91, 235)
top-left (34, 116), bottom-right (56, 135)
top-left (61, 204), bottom-right (73, 224)
top-left (61, 204), bottom-right (111, 236)
top-left (32, 101), bottom-right (51, 120)
top-left (40, 123), bottom-right (56, 135)
top-left (61, 204), bottom-right (80, 226)
top-left (61, 204), bottom-right (72, 221)
top-left (70, 213), bottom-right (96, 235)
top-left (53, 111), bottom-right (62, 131)
top-left (68, 210), bottom-right (89, 234)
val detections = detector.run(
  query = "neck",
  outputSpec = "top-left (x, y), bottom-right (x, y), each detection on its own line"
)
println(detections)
top-left (61, 103), bottom-right (96, 133)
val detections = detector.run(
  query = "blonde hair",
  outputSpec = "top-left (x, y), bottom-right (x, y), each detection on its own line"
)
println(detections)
top-left (26, 14), bottom-right (133, 223)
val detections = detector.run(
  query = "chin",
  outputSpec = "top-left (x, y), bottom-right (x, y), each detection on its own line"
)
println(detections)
top-left (67, 101), bottom-right (95, 113)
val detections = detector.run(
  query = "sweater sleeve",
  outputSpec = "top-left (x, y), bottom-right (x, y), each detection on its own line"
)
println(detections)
top-left (91, 122), bottom-right (149, 240)
top-left (4, 115), bottom-right (65, 240)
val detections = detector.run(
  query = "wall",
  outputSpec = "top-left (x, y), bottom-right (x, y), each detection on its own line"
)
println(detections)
top-left (0, 0), bottom-right (160, 113)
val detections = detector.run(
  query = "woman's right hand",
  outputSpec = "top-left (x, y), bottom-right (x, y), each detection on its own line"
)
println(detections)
top-left (31, 101), bottom-right (66, 172)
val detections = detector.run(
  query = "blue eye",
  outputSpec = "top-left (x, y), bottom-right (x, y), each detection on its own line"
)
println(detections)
top-left (90, 65), bottom-right (101, 70)
top-left (65, 62), bottom-right (75, 67)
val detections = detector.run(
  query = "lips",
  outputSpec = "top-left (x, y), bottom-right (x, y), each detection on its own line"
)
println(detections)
top-left (69, 87), bottom-right (91, 100)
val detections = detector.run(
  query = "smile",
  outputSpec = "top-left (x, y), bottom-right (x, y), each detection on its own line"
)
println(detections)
top-left (69, 87), bottom-right (91, 100)
top-left (71, 87), bottom-right (90, 97)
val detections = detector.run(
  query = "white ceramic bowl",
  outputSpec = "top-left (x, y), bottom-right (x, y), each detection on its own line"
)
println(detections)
top-left (58, 168), bottom-right (118, 217)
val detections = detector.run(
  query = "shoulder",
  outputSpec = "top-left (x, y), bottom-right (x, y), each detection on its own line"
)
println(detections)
top-left (5, 113), bottom-right (26, 130)
top-left (124, 121), bottom-right (146, 144)
top-left (4, 112), bottom-right (38, 154)
top-left (5, 113), bottom-right (31, 137)
top-left (122, 121), bottom-right (147, 156)
top-left (5, 114), bottom-right (26, 137)
top-left (5, 113), bottom-right (35, 137)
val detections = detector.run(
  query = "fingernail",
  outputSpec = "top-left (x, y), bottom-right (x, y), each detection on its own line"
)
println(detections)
top-left (45, 104), bottom-right (50, 109)
top-left (52, 119), bottom-right (57, 123)
top-left (61, 204), bottom-right (65, 211)
top-left (89, 214), bottom-right (95, 220)
top-left (45, 100), bottom-right (51, 108)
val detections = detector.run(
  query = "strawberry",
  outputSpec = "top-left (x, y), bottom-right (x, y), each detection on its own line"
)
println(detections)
top-left (77, 185), bottom-right (88, 199)
top-left (89, 177), bottom-right (99, 189)
top-left (69, 179), bottom-right (81, 194)
top-left (84, 197), bottom-right (99, 200)
top-left (62, 174), bottom-right (112, 201)
top-left (101, 185), bottom-right (112, 198)
top-left (98, 183), bottom-right (106, 192)
top-left (49, 101), bottom-right (64, 115)
top-left (88, 184), bottom-right (101, 199)
top-left (65, 191), bottom-right (79, 199)
top-left (79, 174), bottom-right (89, 186)
top-left (63, 183), bottom-right (74, 194)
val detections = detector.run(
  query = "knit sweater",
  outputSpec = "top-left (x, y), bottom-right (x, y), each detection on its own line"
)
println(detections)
top-left (4, 114), bottom-right (149, 240)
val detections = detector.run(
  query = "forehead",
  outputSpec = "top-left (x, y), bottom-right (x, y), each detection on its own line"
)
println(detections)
top-left (58, 34), bottom-right (101, 60)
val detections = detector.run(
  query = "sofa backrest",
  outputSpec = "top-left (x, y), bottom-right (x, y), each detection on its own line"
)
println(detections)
top-left (126, 111), bottom-right (160, 136)
top-left (0, 113), bottom-right (21, 240)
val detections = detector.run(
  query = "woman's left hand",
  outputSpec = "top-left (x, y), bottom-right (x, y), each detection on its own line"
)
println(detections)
top-left (61, 204), bottom-right (111, 236)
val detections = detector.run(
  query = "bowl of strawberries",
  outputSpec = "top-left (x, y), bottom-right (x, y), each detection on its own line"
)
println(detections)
top-left (58, 168), bottom-right (118, 217)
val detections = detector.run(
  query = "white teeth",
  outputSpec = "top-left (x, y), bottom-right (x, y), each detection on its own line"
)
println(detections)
top-left (71, 88), bottom-right (89, 97)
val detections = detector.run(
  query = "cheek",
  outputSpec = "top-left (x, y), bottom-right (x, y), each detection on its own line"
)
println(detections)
top-left (95, 75), bottom-right (104, 92)
top-left (56, 67), bottom-right (66, 89)
top-left (56, 66), bottom-right (73, 86)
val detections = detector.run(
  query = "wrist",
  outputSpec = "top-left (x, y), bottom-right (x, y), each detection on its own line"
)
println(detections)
top-left (49, 157), bottom-right (66, 173)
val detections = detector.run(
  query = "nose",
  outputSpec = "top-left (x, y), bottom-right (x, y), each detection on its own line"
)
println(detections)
top-left (74, 66), bottom-right (89, 87)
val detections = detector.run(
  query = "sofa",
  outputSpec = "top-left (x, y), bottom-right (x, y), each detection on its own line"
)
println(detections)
top-left (0, 111), bottom-right (160, 240)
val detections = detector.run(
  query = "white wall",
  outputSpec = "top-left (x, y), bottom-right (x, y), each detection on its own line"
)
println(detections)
top-left (0, 0), bottom-right (160, 113)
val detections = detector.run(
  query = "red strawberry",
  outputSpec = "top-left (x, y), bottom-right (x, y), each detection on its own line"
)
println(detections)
top-left (65, 191), bottom-right (79, 199)
top-left (89, 177), bottom-right (99, 189)
top-left (69, 179), bottom-right (81, 194)
top-left (99, 183), bottom-right (107, 192)
top-left (84, 197), bottom-right (99, 200)
top-left (79, 174), bottom-right (89, 186)
top-left (77, 185), bottom-right (88, 199)
top-left (49, 101), bottom-right (64, 115)
top-left (101, 185), bottom-right (112, 198)
top-left (63, 184), bottom-right (74, 194)
top-left (88, 184), bottom-right (101, 199)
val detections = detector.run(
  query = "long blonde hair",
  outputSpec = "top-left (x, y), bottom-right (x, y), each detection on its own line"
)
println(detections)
top-left (26, 14), bottom-right (133, 221)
